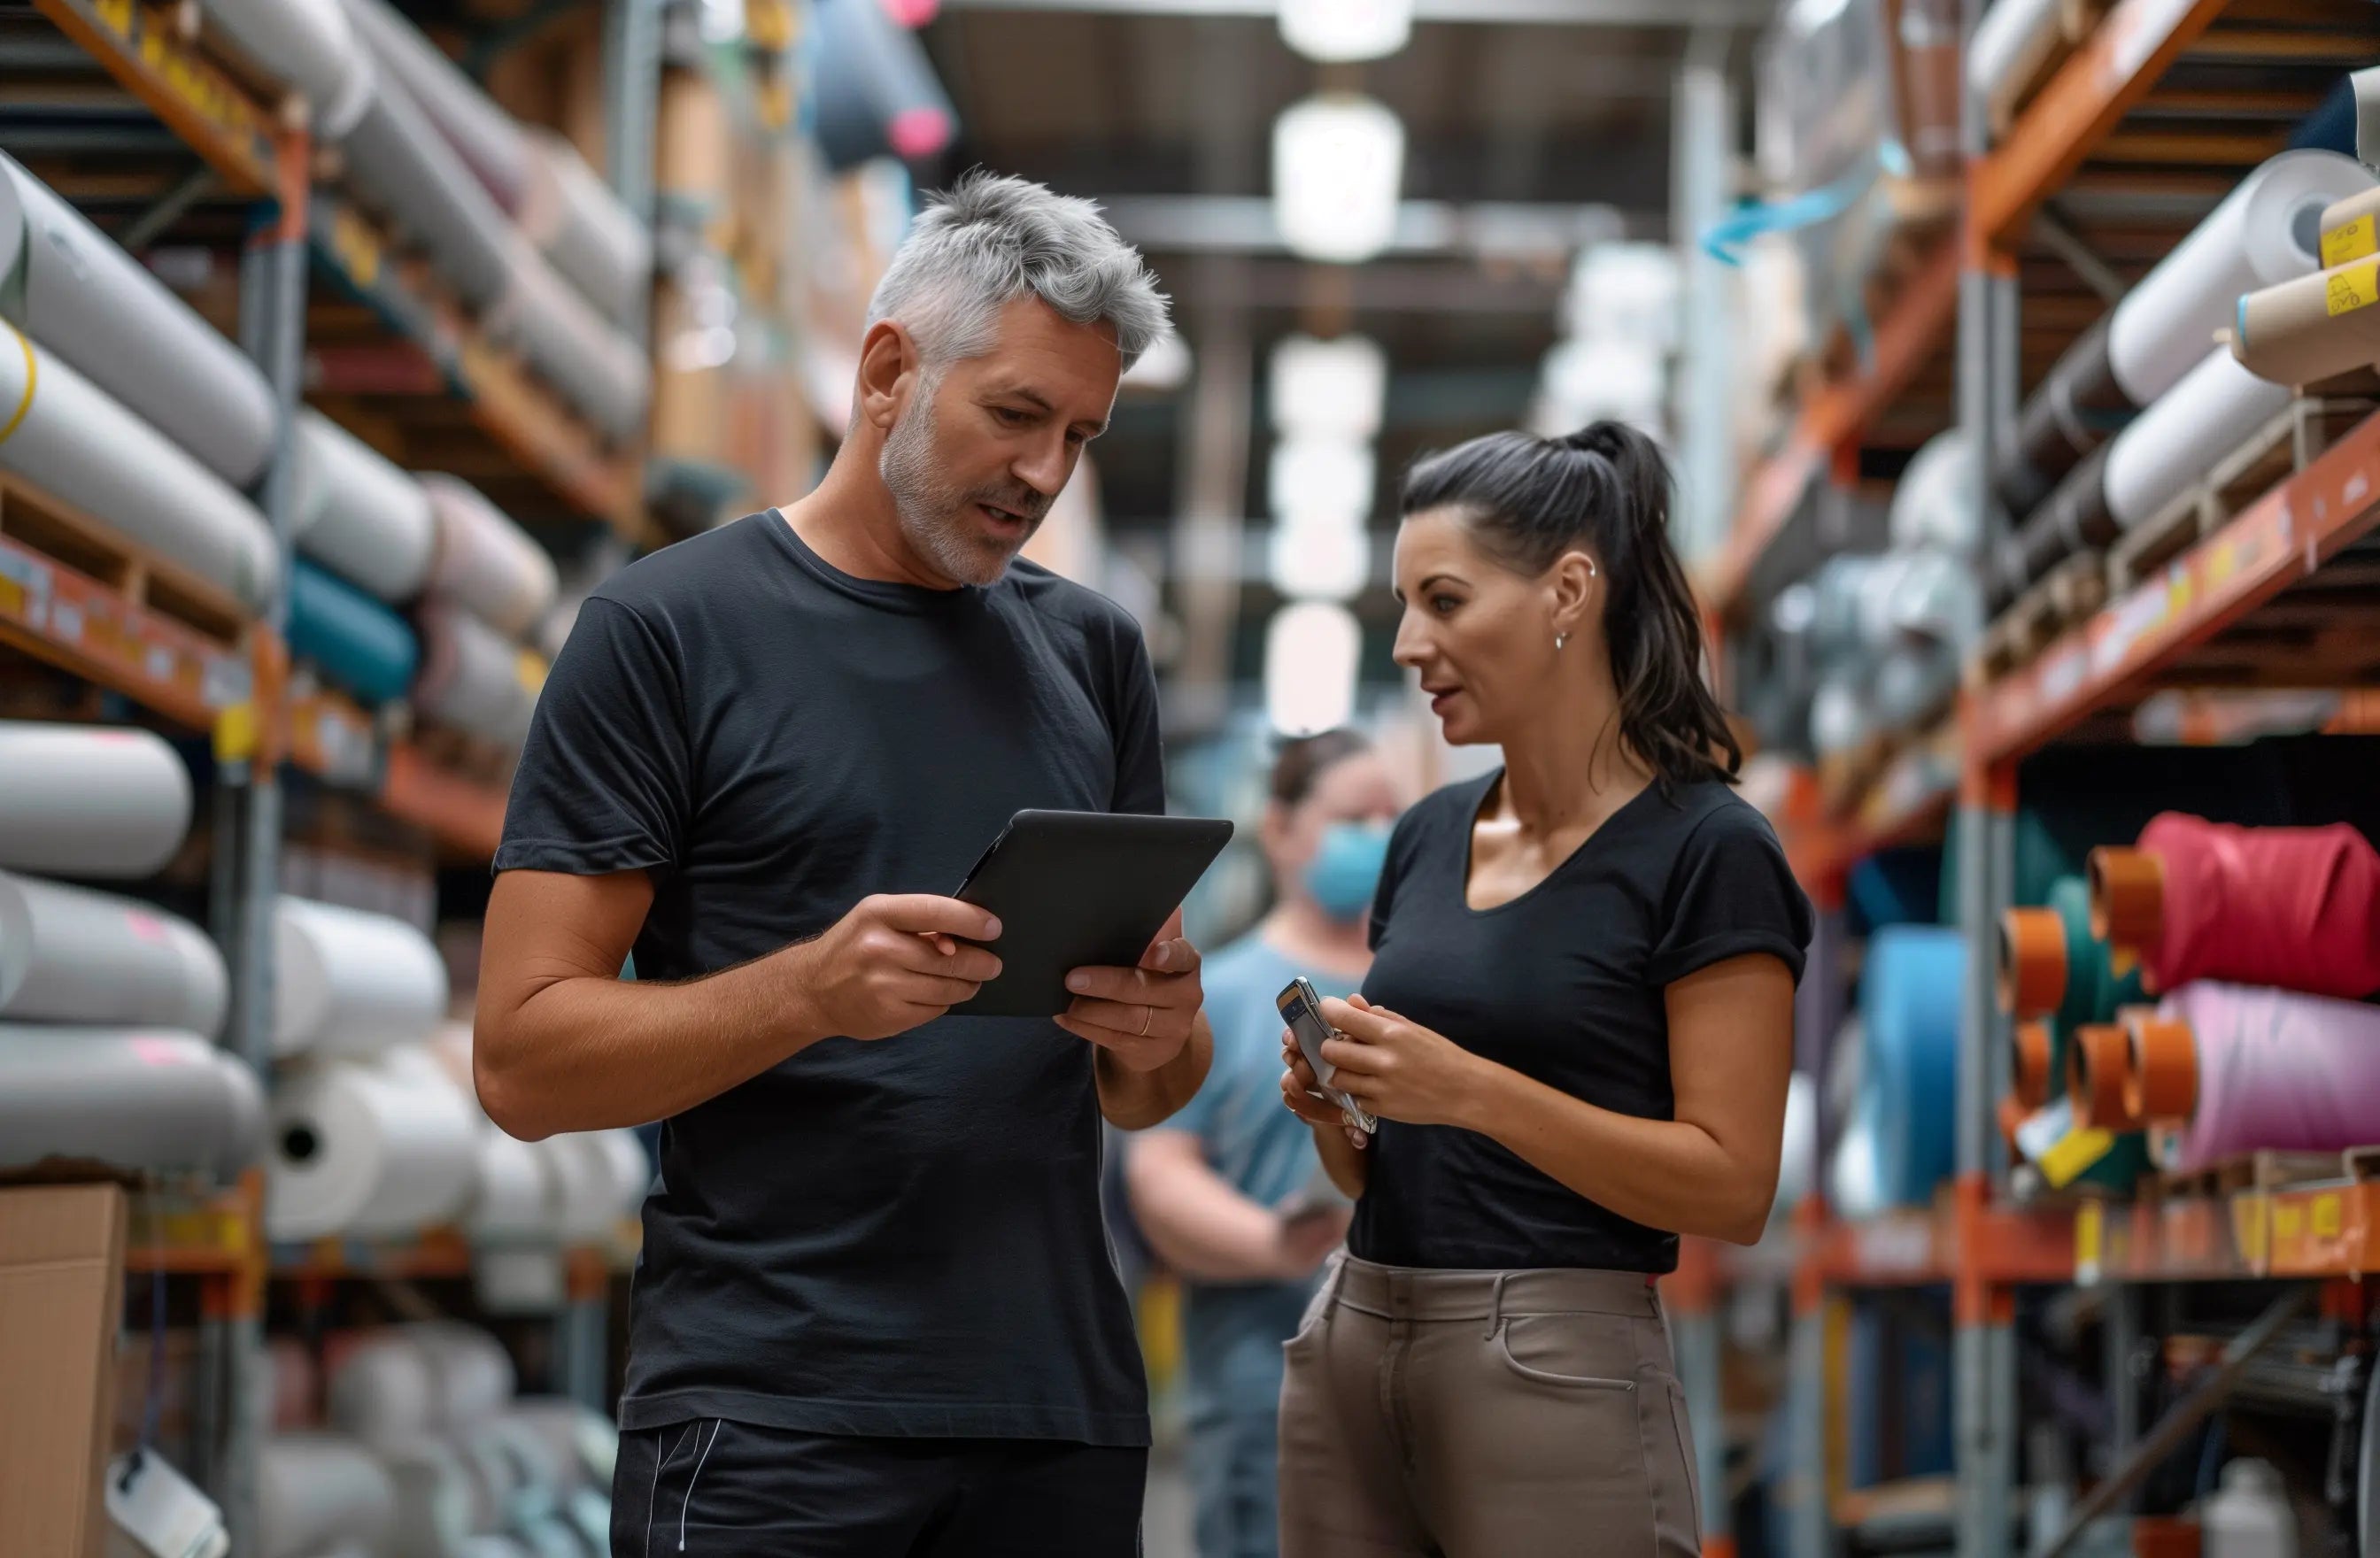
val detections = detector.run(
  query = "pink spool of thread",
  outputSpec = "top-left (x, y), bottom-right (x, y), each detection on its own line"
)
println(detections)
top-left (2149, 982), bottom-right (2380, 1173)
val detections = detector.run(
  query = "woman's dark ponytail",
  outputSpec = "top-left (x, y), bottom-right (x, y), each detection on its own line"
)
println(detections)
top-left (1401, 420), bottom-right (1742, 789)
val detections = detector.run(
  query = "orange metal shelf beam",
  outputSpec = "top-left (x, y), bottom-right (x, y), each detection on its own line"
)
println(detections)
top-left (1967, 406), bottom-right (2380, 766)
top-left (0, 535), bottom-right (258, 733)
top-left (30, 0), bottom-right (279, 197)
top-left (1970, 0), bottom-right (2235, 251)
top-left (1698, 238), bottom-right (1962, 621)
top-left (380, 740), bottom-right (509, 860)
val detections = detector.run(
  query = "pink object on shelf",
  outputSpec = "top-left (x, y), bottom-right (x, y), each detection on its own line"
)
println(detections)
top-left (888, 106), bottom-right (954, 159)
top-left (2137, 813), bottom-right (2380, 998)
top-left (2154, 981), bottom-right (2380, 1172)
top-left (878, 0), bottom-right (940, 25)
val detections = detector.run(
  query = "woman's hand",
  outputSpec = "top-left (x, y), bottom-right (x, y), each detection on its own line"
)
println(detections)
top-left (1315, 994), bottom-right (1494, 1130)
top-left (1280, 1031), bottom-right (1371, 1152)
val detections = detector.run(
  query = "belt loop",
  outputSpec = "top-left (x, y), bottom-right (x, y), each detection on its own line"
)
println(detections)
top-left (1484, 1270), bottom-right (1510, 1340)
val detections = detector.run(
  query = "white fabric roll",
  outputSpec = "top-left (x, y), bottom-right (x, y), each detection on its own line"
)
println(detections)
top-left (274, 895), bottom-right (448, 1057)
top-left (514, 1518), bottom-right (587, 1558)
top-left (2107, 150), bottom-right (2372, 404)
top-left (376, 1437), bottom-right (478, 1558)
top-left (2105, 349), bottom-right (2294, 529)
top-left (0, 153), bottom-right (274, 485)
top-left (1888, 430), bottom-right (1982, 553)
top-left (0, 721), bottom-right (192, 879)
top-left (267, 1048), bottom-right (478, 1239)
top-left (410, 1319), bottom-right (516, 1426)
top-left (0, 873), bottom-right (227, 1037)
top-left (0, 324), bottom-right (278, 613)
top-left (338, 70), bottom-right (514, 313)
top-left (294, 411), bottom-right (437, 603)
top-left (504, 1400), bottom-right (617, 1492)
top-left (497, 243), bottom-right (651, 443)
top-left (421, 475), bottom-right (559, 639)
top-left (519, 130), bottom-right (652, 327)
top-left (198, 0), bottom-right (375, 137)
top-left (259, 1433), bottom-right (398, 1558)
top-left (1967, 0), bottom-right (2061, 121)
top-left (467, 1128), bottom-right (553, 1243)
top-left (537, 1133), bottom-right (622, 1244)
top-left (415, 605), bottom-right (538, 750)
top-left (0, 1024), bottom-right (264, 1176)
top-left (329, 1323), bottom-right (518, 1443)
top-left (337, 0), bottom-right (529, 209)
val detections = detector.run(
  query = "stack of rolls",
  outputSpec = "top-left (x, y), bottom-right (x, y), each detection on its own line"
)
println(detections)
top-left (425, 1022), bottom-right (653, 1246)
top-left (2236, 181), bottom-right (2380, 387)
top-left (413, 477), bottom-right (556, 750)
top-left (1996, 874), bottom-right (2150, 1189)
top-left (0, 722), bottom-right (265, 1180)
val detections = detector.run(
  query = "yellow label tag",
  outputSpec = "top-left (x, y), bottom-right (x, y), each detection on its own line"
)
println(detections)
top-left (2274, 1200), bottom-right (2305, 1241)
top-left (2233, 1196), bottom-right (2270, 1268)
top-left (2323, 213), bottom-right (2377, 267)
top-left (92, 0), bottom-right (133, 38)
top-left (2325, 259), bottom-right (2380, 317)
top-left (2311, 1192), bottom-right (2343, 1240)
top-left (213, 700), bottom-right (259, 764)
top-left (515, 650), bottom-right (548, 696)
top-left (2075, 1200), bottom-right (2105, 1284)
top-left (2042, 1126), bottom-right (2116, 1189)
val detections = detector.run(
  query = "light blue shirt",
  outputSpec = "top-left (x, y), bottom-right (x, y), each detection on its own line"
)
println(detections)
top-left (1158, 935), bottom-right (1357, 1423)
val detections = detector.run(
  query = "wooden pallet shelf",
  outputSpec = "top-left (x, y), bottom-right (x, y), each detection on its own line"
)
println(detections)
top-left (27, 0), bottom-right (284, 197)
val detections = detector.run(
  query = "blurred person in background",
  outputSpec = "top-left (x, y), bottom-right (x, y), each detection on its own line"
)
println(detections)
top-left (1274, 422), bottom-right (1812, 1557)
top-left (1126, 729), bottom-right (1403, 1558)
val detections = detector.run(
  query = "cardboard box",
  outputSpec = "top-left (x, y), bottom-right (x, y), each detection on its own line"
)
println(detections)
top-left (0, 1183), bottom-right (128, 1558)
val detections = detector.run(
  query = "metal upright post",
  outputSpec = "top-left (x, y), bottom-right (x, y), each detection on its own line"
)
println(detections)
top-left (601, 0), bottom-right (661, 348)
top-left (1672, 27), bottom-right (1735, 563)
top-left (1786, 1199), bottom-right (1835, 1558)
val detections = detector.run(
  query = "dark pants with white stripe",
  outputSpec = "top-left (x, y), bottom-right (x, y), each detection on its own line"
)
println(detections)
top-left (613, 1418), bottom-right (1147, 1557)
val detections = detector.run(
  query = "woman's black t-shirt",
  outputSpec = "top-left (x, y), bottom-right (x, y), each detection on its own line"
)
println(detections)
top-left (1349, 769), bottom-right (1813, 1273)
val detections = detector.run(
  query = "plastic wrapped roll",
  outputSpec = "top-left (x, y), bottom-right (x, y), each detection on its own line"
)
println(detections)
top-left (2148, 982), bottom-right (2380, 1171)
top-left (336, 0), bottom-right (529, 210)
top-left (0, 324), bottom-right (278, 613)
top-left (2232, 260), bottom-right (2380, 387)
top-left (197, 0), bottom-right (374, 137)
top-left (421, 476), bottom-right (560, 639)
top-left (1859, 927), bottom-right (1963, 1207)
top-left (519, 130), bottom-right (652, 328)
top-left (274, 895), bottom-right (446, 1058)
top-left (290, 560), bottom-right (421, 706)
top-left (258, 1434), bottom-right (398, 1558)
top-left (1888, 430), bottom-right (1982, 554)
top-left (0, 1025), bottom-right (263, 1176)
top-left (415, 605), bottom-right (539, 749)
top-left (337, 72), bottom-right (514, 313)
top-left (498, 249), bottom-right (651, 443)
top-left (0, 721), bottom-right (192, 879)
top-left (292, 410), bottom-right (437, 603)
top-left (2105, 350), bottom-right (2292, 530)
top-left (0, 154), bottom-right (274, 485)
top-left (1994, 318), bottom-right (2128, 518)
top-left (267, 1048), bottom-right (479, 1239)
top-left (0, 874), bottom-right (228, 1037)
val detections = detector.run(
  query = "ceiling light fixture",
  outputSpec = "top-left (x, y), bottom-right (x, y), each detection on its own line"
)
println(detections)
top-left (1269, 334), bottom-right (1387, 440)
top-left (1278, 0), bottom-right (1412, 62)
top-left (1271, 94), bottom-right (1405, 265)
top-left (1263, 600), bottom-right (1363, 734)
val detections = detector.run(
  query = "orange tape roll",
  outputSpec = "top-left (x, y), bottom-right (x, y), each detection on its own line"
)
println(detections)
top-left (2012, 1020), bottom-right (2054, 1110)
top-left (2121, 1007), bottom-right (2198, 1124)
top-left (1998, 907), bottom-right (2068, 1016)
top-left (2067, 1022), bottom-right (2137, 1131)
top-left (2089, 846), bottom-right (2165, 958)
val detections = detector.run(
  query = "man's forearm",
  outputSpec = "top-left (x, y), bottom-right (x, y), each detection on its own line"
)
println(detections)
top-left (476, 948), bottom-right (829, 1139)
top-left (1095, 1013), bottom-right (1212, 1130)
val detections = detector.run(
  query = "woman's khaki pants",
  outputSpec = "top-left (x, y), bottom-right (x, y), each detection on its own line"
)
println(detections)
top-left (1277, 1253), bottom-right (1703, 1558)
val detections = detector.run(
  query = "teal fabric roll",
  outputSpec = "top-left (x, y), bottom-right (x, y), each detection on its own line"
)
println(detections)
top-left (290, 559), bottom-right (419, 706)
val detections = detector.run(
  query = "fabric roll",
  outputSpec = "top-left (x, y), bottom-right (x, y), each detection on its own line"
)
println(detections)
top-left (421, 476), bottom-right (559, 639)
top-left (1889, 430), bottom-right (1983, 553)
top-left (2105, 349), bottom-right (2293, 530)
top-left (813, 0), bottom-right (957, 170)
top-left (415, 605), bottom-right (540, 750)
top-left (514, 1517), bottom-right (586, 1558)
top-left (376, 1436), bottom-right (479, 1558)
top-left (2233, 260), bottom-right (2380, 387)
top-left (0, 1024), bottom-right (263, 1176)
top-left (337, 70), bottom-right (515, 314)
top-left (197, 0), bottom-right (375, 138)
top-left (503, 1400), bottom-right (617, 1493)
top-left (336, 0), bottom-right (529, 210)
top-left (496, 245), bottom-right (651, 443)
top-left (290, 560), bottom-right (421, 706)
top-left (410, 1320), bottom-right (517, 1426)
top-left (518, 130), bottom-right (653, 328)
top-left (1995, 318), bottom-right (2129, 518)
top-left (328, 1323), bottom-right (517, 1443)
top-left (2121, 814), bottom-right (2380, 997)
top-left (0, 324), bottom-right (279, 613)
top-left (1858, 926), bottom-right (1964, 1207)
top-left (466, 1128), bottom-right (552, 1243)
top-left (537, 1132), bottom-right (624, 1243)
top-left (258, 1434), bottom-right (398, 1558)
top-left (1967, 0), bottom-right (2062, 127)
top-left (274, 895), bottom-right (448, 1058)
top-left (2152, 982), bottom-right (2380, 1172)
top-left (0, 873), bottom-right (228, 1037)
top-left (267, 1047), bottom-right (479, 1239)
top-left (0, 153), bottom-right (274, 486)
top-left (0, 721), bottom-right (192, 879)
top-left (1993, 442), bottom-right (2116, 608)
top-left (2104, 149), bottom-right (2367, 404)
top-left (293, 411), bottom-right (437, 603)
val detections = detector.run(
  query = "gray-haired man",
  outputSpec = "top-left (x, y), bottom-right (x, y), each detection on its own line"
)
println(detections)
top-left (475, 172), bottom-right (1209, 1555)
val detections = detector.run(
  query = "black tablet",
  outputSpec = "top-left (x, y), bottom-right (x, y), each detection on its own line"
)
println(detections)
top-left (948, 810), bottom-right (1234, 1018)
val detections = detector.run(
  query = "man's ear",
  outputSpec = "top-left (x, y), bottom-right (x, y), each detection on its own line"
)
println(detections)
top-left (855, 320), bottom-right (921, 431)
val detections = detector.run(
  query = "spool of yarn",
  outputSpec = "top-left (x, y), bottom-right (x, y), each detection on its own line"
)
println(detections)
top-left (1858, 926), bottom-right (1964, 1207)
top-left (258, 1433), bottom-right (398, 1558)
top-left (0, 324), bottom-right (278, 613)
top-left (267, 1048), bottom-right (478, 1239)
top-left (292, 411), bottom-right (437, 604)
top-left (2090, 814), bottom-right (2380, 998)
top-left (336, 0), bottom-right (529, 210)
top-left (2233, 260), bottom-right (2380, 387)
top-left (2065, 1022), bottom-right (2134, 1130)
top-left (274, 896), bottom-right (448, 1057)
top-left (421, 476), bottom-right (560, 640)
top-left (0, 1024), bottom-right (264, 1176)
top-left (0, 874), bottom-right (228, 1036)
top-left (290, 560), bottom-right (421, 706)
top-left (2142, 982), bottom-right (2380, 1171)
top-left (0, 722), bottom-right (192, 878)
top-left (2103, 350), bottom-right (2294, 531)
top-left (517, 130), bottom-right (652, 328)
top-left (0, 153), bottom-right (274, 485)
top-left (1998, 875), bottom-right (2140, 1030)
top-left (2121, 1006), bottom-right (2198, 1123)
top-left (415, 605), bottom-right (540, 750)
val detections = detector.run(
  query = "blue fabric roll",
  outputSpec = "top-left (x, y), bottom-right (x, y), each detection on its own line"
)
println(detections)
top-left (289, 559), bottom-right (420, 706)
top-left (1860, 925), bottom-right (1964, 1207)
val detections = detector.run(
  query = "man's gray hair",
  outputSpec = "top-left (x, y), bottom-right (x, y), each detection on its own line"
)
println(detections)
top-left (865, 170), bottom-right (1171, 373)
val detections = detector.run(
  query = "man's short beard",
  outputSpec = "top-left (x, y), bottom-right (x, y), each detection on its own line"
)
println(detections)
top-left (879, 369), bottom-right (1036, 588)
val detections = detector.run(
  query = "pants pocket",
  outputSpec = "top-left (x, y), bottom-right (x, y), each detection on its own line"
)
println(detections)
top-left (1642, 1376), bottom-right (1703, 1558)
top-left (1492, 1314), bottom-right (1640, 1392)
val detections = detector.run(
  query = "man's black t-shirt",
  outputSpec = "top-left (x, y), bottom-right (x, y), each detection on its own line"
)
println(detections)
top-left (1351, 770), bottom-right (1813, 1273)
top-left (495, 511), bottom-right (1165, 1445)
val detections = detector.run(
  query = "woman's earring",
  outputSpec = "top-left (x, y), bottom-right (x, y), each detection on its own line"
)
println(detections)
top-left (1554, 632), bottom-right (1568, 652)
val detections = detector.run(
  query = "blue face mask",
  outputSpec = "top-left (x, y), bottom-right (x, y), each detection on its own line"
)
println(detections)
top-left (1303, 821), bottom-right (1392, 923)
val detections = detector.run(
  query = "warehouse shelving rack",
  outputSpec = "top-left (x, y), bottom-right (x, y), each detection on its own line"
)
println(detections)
top-left (1707, 0), bottom-right (2380, 1550)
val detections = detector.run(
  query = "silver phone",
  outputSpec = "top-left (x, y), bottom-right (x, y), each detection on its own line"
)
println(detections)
top-left (1278, 977), bottom-right (1378, 1135)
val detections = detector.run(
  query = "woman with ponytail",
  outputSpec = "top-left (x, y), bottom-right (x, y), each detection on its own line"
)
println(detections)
top-left (1274, 423), bottom-right (1811, 1556)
